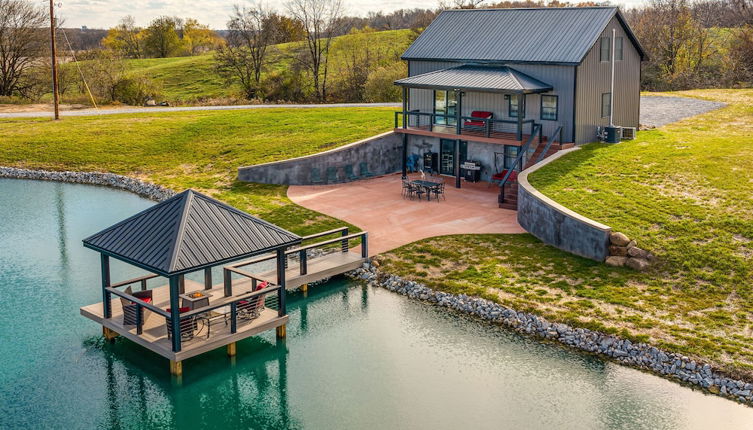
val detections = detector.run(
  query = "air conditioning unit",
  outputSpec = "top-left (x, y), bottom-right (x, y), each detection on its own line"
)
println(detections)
top-left (621, 127), bottom-right (637, 140)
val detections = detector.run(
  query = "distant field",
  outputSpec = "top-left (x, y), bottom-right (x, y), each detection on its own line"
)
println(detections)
top-left (115, 29), bottom-right (415, 104)
top-left (0, 106), bottom-right (396, 235)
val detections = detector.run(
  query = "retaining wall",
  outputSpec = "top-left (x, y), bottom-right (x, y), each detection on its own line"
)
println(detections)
top-left (237, 131), bottom-right (403, 185)
top-left (517, 148), bottom-right (612, 261)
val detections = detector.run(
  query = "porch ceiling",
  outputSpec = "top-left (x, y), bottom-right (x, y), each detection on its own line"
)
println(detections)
top-left (394, 64), bottom-right (553, 94)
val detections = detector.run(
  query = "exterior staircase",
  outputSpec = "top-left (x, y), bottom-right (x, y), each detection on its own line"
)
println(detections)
top-left (497, 140), bottom-right (575, 211)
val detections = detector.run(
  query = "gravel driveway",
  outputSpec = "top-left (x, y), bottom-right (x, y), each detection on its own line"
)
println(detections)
top-left (639, 95), bottom-right (725, 128)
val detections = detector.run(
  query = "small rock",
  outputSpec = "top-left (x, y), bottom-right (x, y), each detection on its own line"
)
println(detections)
top-left (625, 257), bottom-right (650, 271)
top-left (626, 240), bottom-right (637, 249)
top-left (605, 256), bottom-right (628, 267)
top-left (609, 245), bottom-right (628, 256)
top-left (610, 232), bottom-right (630, 246)
top-left (627, 246), bottom-right (648, 259)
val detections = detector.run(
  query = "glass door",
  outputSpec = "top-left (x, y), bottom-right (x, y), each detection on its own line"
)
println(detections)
top-left (434, 90), bottom-right (457, 126)
top-left (439, 140), bottom-right (468, 176)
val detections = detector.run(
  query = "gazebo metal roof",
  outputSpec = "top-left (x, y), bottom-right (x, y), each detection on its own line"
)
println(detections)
top-left (394, 64), bottom-right (553, 94)
top-left (83, 190), bottom-right (301, 276)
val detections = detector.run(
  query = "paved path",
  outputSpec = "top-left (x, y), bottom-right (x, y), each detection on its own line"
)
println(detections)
top-left (288, 173), bottom-right (523, 255)
top-left (639, 95), bottom-right (725, 128)
top-left (0, 102), bottom-right (401, 118)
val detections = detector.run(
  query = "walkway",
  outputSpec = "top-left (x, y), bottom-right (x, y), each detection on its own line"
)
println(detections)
top-left (288, 173), bottom-right (523, 255)
top-left (0, 102), bottom-right (400, 118)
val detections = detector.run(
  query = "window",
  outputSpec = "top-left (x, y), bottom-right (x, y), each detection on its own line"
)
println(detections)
top-left (540, 95), bottom-right (558, 121)
top-left (600, 36), bottom-right (611, 62)
top-left (509, 95), bottom-right (524, 118)
top-left (504, 146), bottom-right (519, 170)
top-left (615, 37), bottom-right (624, 61)
top-left (601, 93), bottom-right (612, 118)
top-left (434, 90), bottom-right (457, 126)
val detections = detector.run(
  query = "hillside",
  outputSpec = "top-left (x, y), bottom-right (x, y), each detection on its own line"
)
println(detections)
top-left (118, 28), bottom-right (414, 104)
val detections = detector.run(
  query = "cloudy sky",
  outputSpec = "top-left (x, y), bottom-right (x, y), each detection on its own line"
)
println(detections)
top-left (59, 0), bottom-right (643, 29)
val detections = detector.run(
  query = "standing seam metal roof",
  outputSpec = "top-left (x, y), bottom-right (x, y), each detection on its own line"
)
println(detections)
top-left (83, 189), bottom-right (301, 276)
top-left (394, 64), bottom-right (553, 93)
top-left (402, 7), bottom-right (645, 65)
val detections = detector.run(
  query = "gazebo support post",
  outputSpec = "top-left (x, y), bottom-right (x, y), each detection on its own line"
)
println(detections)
top-left (204, 268), bottom-right (212, 290)
top-left (178, 274), bottom-right (185, 294)
top-left (168, 276), bottom-right (181, 353)
top-left (170, 360), bottom-right (182, 376)
top-left (101, 254), bottom-right (111, 319)
top-left (223, 268), bottom-right (232, 297)
top-left (276, 248), bottom-right (287, 339)
top-left (227, 342), bottom-right (237, 357)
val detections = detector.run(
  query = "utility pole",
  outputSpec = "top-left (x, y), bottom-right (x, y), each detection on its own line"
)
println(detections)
top-left (49, 0), bottom-right (60, 120)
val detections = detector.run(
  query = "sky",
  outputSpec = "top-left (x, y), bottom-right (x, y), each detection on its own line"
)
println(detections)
top-left (58, 0), bottom-right (645, 29)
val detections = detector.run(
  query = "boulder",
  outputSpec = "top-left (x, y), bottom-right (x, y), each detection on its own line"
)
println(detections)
top-left (609, 245), bottom-right (628, 256)
top-left (605, 256), bottom-right (628, 267)
top-left (145, 99), bottom-right (157, 106)
top-left (610, 232), bottom-right (630, 246)
top-left (627, 240), bottom-right (637, 249)
top-left (626, 257), bottom-right (650, 271)
top-left (627, 246), bottom-right (648, 259)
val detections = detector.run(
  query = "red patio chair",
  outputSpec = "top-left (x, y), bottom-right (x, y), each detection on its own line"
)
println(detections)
top-left (464, 111), bottom-right (494, 128)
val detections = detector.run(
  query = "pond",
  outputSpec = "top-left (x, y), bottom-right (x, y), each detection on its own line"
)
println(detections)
top-left (1, 178), bottom-right (752, 429)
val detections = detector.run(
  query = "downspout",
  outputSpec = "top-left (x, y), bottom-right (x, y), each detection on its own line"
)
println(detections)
top-left (609, 28), bottom-right (616, 127)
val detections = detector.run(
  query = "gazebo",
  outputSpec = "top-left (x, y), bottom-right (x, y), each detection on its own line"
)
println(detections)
top-left (80, 189), bottom-right (301, 375)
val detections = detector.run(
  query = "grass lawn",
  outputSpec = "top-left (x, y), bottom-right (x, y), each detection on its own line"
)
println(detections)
top-left (379, 89), bottom-right (753, 377)
top-left (0, 106), bottom-right (395, 236)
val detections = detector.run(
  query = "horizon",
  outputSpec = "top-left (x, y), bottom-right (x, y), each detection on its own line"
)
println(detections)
top-left (58, 0), bottom-right (644, 30)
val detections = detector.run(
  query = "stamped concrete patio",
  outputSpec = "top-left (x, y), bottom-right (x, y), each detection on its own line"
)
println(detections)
top-left (288, 173), bottom-right (524, 255)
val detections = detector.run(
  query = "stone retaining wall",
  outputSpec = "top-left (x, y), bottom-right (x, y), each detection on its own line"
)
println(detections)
top-left (237, 131), bottom-right (403, 185)
top-left (349, 261), bottom-right (753, 406)
top-left (517, 148), bottom-right (611, 261)
top-left (0, 167), bottom-right (174, 202)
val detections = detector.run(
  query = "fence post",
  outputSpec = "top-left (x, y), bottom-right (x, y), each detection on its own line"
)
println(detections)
top-left (361, 233), bottom-right (369, 258)
top-left (341, 228), bottom-right (349, 253)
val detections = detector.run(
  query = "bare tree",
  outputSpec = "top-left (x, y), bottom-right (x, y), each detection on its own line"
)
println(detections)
top-left (215, 3), bottom-right (276, 99)
top-left (0, 0), bottom-right (47, 97)
top-left (287, 0), bottom-right (343, 102)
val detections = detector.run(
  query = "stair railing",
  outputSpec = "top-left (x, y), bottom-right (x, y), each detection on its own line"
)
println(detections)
top-left (498, 124), bottom-right (541, 203)
top-left (534, 125), bottom-right (563, 165)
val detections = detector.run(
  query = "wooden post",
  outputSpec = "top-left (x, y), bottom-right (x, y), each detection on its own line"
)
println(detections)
top-left (102, 326), bottom-right (118, 341)
top-left (178, 274), bottom-right (185, 294)
top-left (204, 268), bottom-right (212, 290)
top-left (223, 268), bottom-right (232, 297)
top-left (301, 283), bottom-right (308, 293)
top-left (276, 325), bottom-right (287, 339)
top-left (227, 342), bottom-right (237, 357)
top-left (517, 94), bottom-right (524, 142)
top-left (168, 276), bottom-right (181, 353)
top-left (169, 360), bottom-right (182, 376)
top-left (101, 254), bottom-right (111, 319)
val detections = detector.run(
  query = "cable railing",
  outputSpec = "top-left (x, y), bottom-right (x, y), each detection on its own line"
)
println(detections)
top-left (394, 111), bottom-right (536, 141)
top-left (534, 125), bottom-right (564, 165)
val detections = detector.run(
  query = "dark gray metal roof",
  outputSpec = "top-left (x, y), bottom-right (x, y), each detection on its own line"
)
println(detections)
top-left (402, 7), bottom-right (646, 65)
top-left (83, 190), bottom-right (301, 276)
top-left (394, 64), bottom-right (552, 93)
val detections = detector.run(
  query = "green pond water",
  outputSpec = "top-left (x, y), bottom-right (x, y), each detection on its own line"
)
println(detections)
top-left (1, 178), bottom-right (753, 430)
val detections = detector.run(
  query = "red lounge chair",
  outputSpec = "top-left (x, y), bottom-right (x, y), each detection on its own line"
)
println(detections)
top-left (464, 111), bottom-right (493, 128)
top-left (165, 306), bottom-right (197, 340)
top-left (238, 281), bottom-right (269, 321)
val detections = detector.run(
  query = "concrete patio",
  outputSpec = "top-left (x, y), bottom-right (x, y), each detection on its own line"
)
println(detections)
top-left (288, 173), bottom-right (524, 255)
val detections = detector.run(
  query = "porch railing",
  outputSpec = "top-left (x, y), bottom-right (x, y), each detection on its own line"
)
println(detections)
top-left (498, 123), bottom-right (542, 203)
top-left (535, 125), bottom-right (564, 165)
top-left (394, 111), bottom-right (536, 141)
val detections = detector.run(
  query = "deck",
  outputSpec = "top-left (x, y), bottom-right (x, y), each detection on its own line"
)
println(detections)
top-left (238, 251), bottom-right (366, 290)
top-left (395, 124), bottom-right (542, 146)
top-left (81, 278), bottom-right (288, 362)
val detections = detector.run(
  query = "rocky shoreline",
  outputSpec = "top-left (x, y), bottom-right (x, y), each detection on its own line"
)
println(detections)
top-left (348, 261), bottom-right (753, 406)
top-left (0, 167), bottom-right (175, 202)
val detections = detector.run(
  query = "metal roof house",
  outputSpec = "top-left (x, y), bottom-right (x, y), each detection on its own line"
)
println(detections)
top-left (80, 189), bottom-right (369, 375)
top-left (393, 7), bottom-right (645, 206)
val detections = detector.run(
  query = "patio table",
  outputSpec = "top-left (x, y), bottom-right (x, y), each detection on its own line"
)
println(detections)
top-left (411, 179), bottom-right (442, 201)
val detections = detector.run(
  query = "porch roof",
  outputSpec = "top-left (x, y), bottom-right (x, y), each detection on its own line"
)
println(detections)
top-left (83, 189), bottom-right (301, 276)
top-left (394, 65), bottom-right (553, 94)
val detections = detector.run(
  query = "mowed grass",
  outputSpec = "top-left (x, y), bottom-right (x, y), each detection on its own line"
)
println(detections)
top-left (0, 107), bottom-right (395, 235)
top-left (380, 89), bottom-right (753, 377)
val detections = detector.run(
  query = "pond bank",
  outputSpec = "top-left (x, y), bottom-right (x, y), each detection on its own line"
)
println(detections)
top-left (349, 260), bottom-right (753, 407)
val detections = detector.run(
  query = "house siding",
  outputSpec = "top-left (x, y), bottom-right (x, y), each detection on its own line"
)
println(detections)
top-left (407, 60), bottom-right (575, 142)
top-left (574, 16), bottom-right (641, 144)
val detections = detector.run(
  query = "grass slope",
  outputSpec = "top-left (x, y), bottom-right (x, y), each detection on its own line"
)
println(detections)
top-left (380, 89), bottom-right (753, 377)
top-left (0, 107), bottom-right (395, 235)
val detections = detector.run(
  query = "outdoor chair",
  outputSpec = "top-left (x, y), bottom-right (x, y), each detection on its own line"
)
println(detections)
top-left (413, 183), bottom-right (426, 200)
top-left (344, 164), bottom-right (359, 181)
top-left (120, 286), bottom-right (153, 326)
top-left (358, 162), bottom-right (375, 178)
top-left (165, 307), bottom-right (198, 341)
top-left (238, 281), bottom-right (269, 321)
top-left (326, 166), bottom-right (339, 184)
top-left (310, 167), bottom-right (324, 184)
top-left (432, 182), bottom-right (446, 201)
top-left (401, 180), bottom-right (413, 198)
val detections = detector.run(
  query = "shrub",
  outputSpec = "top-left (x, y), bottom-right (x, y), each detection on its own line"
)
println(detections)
top-left (364, 62), bottom-right (406, 102)
top-left (112, 76), bottom-right (161, 105)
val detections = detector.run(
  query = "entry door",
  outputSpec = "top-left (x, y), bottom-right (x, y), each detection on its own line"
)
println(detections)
top-left (439, 140), bottom-right (468, 176)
